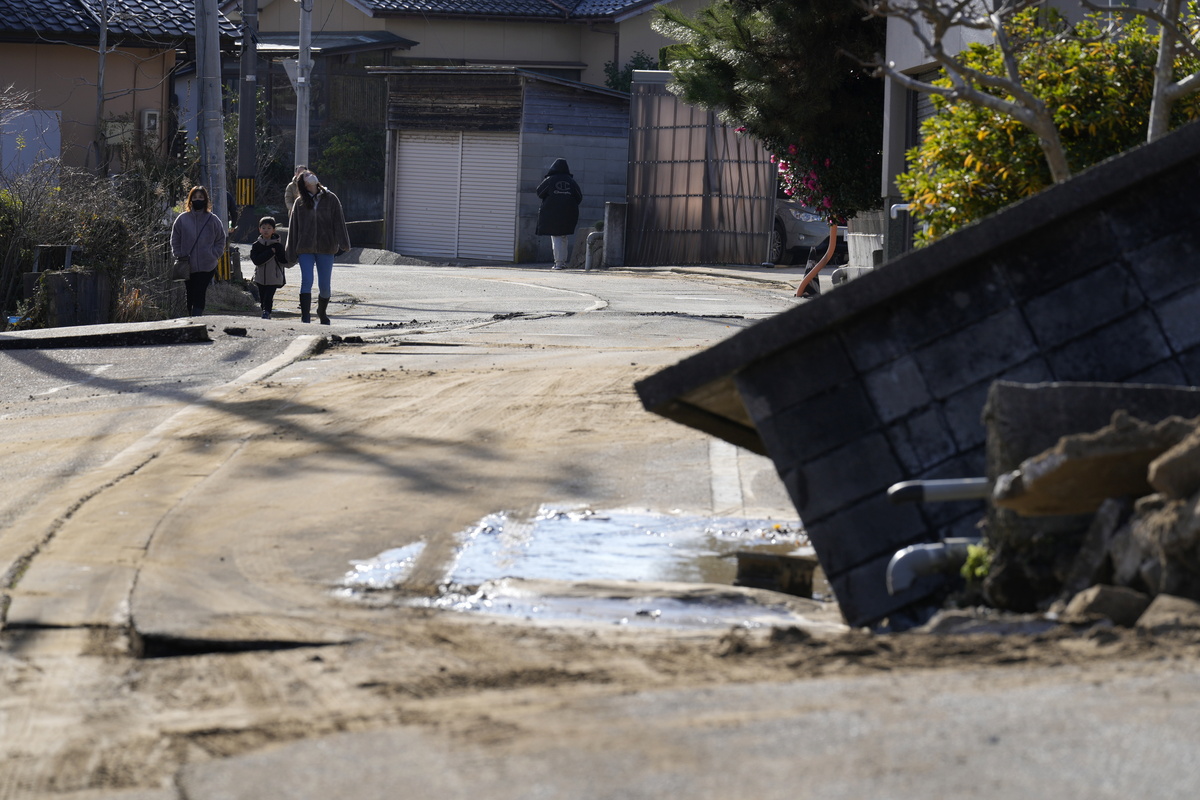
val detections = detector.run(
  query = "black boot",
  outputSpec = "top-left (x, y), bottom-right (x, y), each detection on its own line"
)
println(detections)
top-left (299, 293), bottom-right (311, 323)
top-left (317, 296), bottom-right (330, 325)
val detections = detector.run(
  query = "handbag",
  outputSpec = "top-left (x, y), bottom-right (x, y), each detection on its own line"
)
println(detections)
top-left (171, 255), bottom-right (191, 281)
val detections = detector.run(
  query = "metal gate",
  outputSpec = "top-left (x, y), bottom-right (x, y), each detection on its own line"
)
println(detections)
top-left (393, 131), bottom-right (519, 260)
top-left (625, 73), bottom-right (774, 266)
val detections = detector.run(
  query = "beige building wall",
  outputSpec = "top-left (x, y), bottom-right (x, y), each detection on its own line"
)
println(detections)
top-left (391, 19), bottom-right (584, 65)
top-left (0, 43), bottom-right (173, 171)
top-left (615, 0), bottom-right (703, 65)
top-left (255, 0), bottom-right (700, 88)
top-left (258, 0), bottom-right (386, 32)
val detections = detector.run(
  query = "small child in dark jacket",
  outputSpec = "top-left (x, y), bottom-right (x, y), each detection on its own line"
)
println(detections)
top-left (250, 217), bottom-right (289, 319)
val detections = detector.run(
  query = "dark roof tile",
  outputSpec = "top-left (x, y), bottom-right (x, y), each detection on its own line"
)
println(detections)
top-left (0, 0), bottom-right (238, 40)
top-left (362, 0), bottom-right (649, 18)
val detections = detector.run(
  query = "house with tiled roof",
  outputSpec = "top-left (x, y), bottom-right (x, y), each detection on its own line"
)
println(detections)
top-left (229, 0), bottom-right (700, 223)
top-left (0, 0), bottom-right (237, 174)
top-left (249, 0), bottom-right (699, 93)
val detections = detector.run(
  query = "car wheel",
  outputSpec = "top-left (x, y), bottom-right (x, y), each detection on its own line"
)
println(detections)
top-left (770, 221), bottom-right (793, 265)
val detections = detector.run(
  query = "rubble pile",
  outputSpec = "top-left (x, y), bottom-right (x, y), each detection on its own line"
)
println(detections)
top-left (985, 411), bottom-right (1200, 621)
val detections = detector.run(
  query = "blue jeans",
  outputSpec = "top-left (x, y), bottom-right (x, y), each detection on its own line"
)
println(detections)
top-left (297, 253), bottom-right (333, 298)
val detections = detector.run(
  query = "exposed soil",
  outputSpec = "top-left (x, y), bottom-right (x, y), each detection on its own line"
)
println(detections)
top-left (4, 343), bottom-right (1200, 796)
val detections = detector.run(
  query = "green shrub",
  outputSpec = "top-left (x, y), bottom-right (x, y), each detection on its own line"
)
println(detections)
top-left (898, 11), bottom-right (1200, 243)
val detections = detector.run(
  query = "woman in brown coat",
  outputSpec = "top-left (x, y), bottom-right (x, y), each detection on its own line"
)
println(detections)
top-left (285, 171), bottom-right (351, 324)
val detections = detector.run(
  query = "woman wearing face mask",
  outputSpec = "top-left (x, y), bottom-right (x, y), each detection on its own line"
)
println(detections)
top-left (285, 170), bottom-right (350, 324)
top-left (170, 185), bottom-right (226, 316)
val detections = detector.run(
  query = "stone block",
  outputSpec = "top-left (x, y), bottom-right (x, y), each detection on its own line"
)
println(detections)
top-left (863, 355), bottom-right (931, 424)
top-left (1061, 497), bottom-right (1130, 597)
top-left (942, 359), bottom-right (1054, 451)
top-left (826, 549), bottom-right (947, 628)
top-left (753, 381), bottom-right (880, 466)
top-left (886, 406), bottom-right (957, 474)
top-left (897, 262), bottom-right (1013, 349)
top-left (992, 411), bottom-right (1191, 517)
top-left (840, 265), bottom-right (1013, 372)
top-left (840, 308), bottom-right (911, 372)
top-left (1023, 262), bottom-right (1144, 349)
top-left (1181, 346), bottom-right (1200, 385)
top-left (1047, 309), bottom-right (1173, 383)
top-left (1127, 359), bottom-right (1189, 387)
top-left (983, 380), bottom-right (1200, 477)
top-left (804, 494), bottom-right (927, 578)
top-left (1127, 231), bottom-right (1200, 302)
top-left (914, 307), bottom-right (1038, 399)
top-left (1156, 285), bottom-right (1200, 353)
top-left (791, 433), bottom-right (904, 523)
top-left (1149, 427), bottom-right (1200, 500)
top-left (1107, 161), bottom-right (1200, 249)
top-left (1001, 212), bottom-right (1120, 302)
top-left (1136, 593), bottom-right (1200, 632)
top-left (1064, 585), bottom-right (1151, 626)
top-left (735, 333), bottom-right (855, 419)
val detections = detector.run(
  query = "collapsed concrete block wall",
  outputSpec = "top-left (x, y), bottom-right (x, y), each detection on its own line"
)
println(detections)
top-left (637, 120), bottom-right (1200, 628)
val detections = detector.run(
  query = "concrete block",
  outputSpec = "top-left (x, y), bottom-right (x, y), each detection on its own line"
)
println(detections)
top-left (841, 309), bottom-right (910, 372)
top-left (903, 262), bottom-right (1013, 348)
top-left (1181, 346), bottom-right (1200, 384)
top-left (1000, 212), bottom-right (1119, 302)
top-left (735, 333), bottom-right (855, 418)
top-left (982, 380), bottom-right (1200, 477)
top-left (863, 355), bottom-right (931, 424)
top-left (1156, 284), bottom-right (1200, 353)
top-left (805, 494), bottom-right (928, 578)
top-left (1024, 262), bottom-right (1144, 349)
top-left (909, 449), bottom-right (988, 531)
top-left (754, 381), bottom-right (881, 466)
top-left (886, 406), bottom-right (958, 474)
top-left (1127, 231), bottom-right (1200, 302)
top-left (793, 433), bottom-right (904, 523)
top-left (941, 358), bottom-right (1053, 451)
top-left (1136, 593), bottom-right (1200, 632)
top-left (826, 548), bottom-right (948, 628)
top-left (1047, 309), bottom-right (1173, 383)
top-left (914, 307), bottom-right (1038, 399)
top-left (1107, 161), bottom-right (1200, 251)
top-left (841, 264), bottom-right (1012, 372)
top-left (1127, 358), bottom-right (1189, 387)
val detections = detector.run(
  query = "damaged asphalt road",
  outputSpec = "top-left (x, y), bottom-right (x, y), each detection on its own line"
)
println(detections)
top-left (2, 263), bottom-right (1200, 798)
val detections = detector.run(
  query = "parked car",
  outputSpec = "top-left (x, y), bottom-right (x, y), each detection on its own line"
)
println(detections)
top-left (771, 191), bottom-right (849, 266)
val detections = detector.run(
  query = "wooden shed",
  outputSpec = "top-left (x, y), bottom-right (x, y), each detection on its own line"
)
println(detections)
top-left (375, 66), bottom-right (630, 262)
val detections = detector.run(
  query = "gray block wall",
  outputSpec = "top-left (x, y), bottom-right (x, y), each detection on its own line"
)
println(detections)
top-left (642, 119), bottom-right (1200, 628)
top-left (741, 123), bottom-right (1200, 626)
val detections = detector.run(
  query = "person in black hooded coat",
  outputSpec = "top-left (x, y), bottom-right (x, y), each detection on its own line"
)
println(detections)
top-left (535, 158), bottom-right (583, 269)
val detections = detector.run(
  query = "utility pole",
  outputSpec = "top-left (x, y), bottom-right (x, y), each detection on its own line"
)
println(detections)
top-left (235, 0), bottom-right (259, 241)
top-left (295, 0), bottom-right (312, 167)
top-left (196, 0), bottom-right (229, 233)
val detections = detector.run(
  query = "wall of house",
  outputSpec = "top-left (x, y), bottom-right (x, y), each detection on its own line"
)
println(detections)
top-left (258, 0), bottom-right (386, 32)
top-left (614, 0), bottom-right (704, 66)
top-left (257, 0), bottom-right (701, 89)
top-left (517, 81), bottom-right (629, 262)
top-left (0, 44), bottom-right (173, 172)
top-left (724, 120), bottom-right (1200, 627)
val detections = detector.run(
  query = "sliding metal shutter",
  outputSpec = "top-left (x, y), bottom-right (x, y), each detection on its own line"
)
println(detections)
top-left (393, 132), bottom-right (460, 258)
top-left (393, 130), bottom-right (519, 260)
top-left (457, 132), bottom-right (519, 260)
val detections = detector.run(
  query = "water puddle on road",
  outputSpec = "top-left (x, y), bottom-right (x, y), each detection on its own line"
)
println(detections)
top-left (338, 506), bottom-right (833, 630)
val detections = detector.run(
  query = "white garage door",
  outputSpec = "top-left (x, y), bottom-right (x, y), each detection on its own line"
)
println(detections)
top-left (393, 131), bottom-right (519, 260)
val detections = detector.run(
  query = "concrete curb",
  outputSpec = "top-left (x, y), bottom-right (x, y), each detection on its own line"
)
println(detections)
top-left (0, 319), bottom-right (211, 350)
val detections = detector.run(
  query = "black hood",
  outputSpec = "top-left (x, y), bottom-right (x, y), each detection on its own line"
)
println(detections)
top-left (547, 158), bottom-right (571, 176)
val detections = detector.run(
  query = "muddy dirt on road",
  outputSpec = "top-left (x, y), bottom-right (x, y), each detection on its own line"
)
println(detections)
top-left (3, 333), bottom-right (1200, 797)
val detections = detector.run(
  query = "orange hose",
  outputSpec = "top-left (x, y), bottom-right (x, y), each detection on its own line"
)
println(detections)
top-left (794, 223), bottom-right (838, 298)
